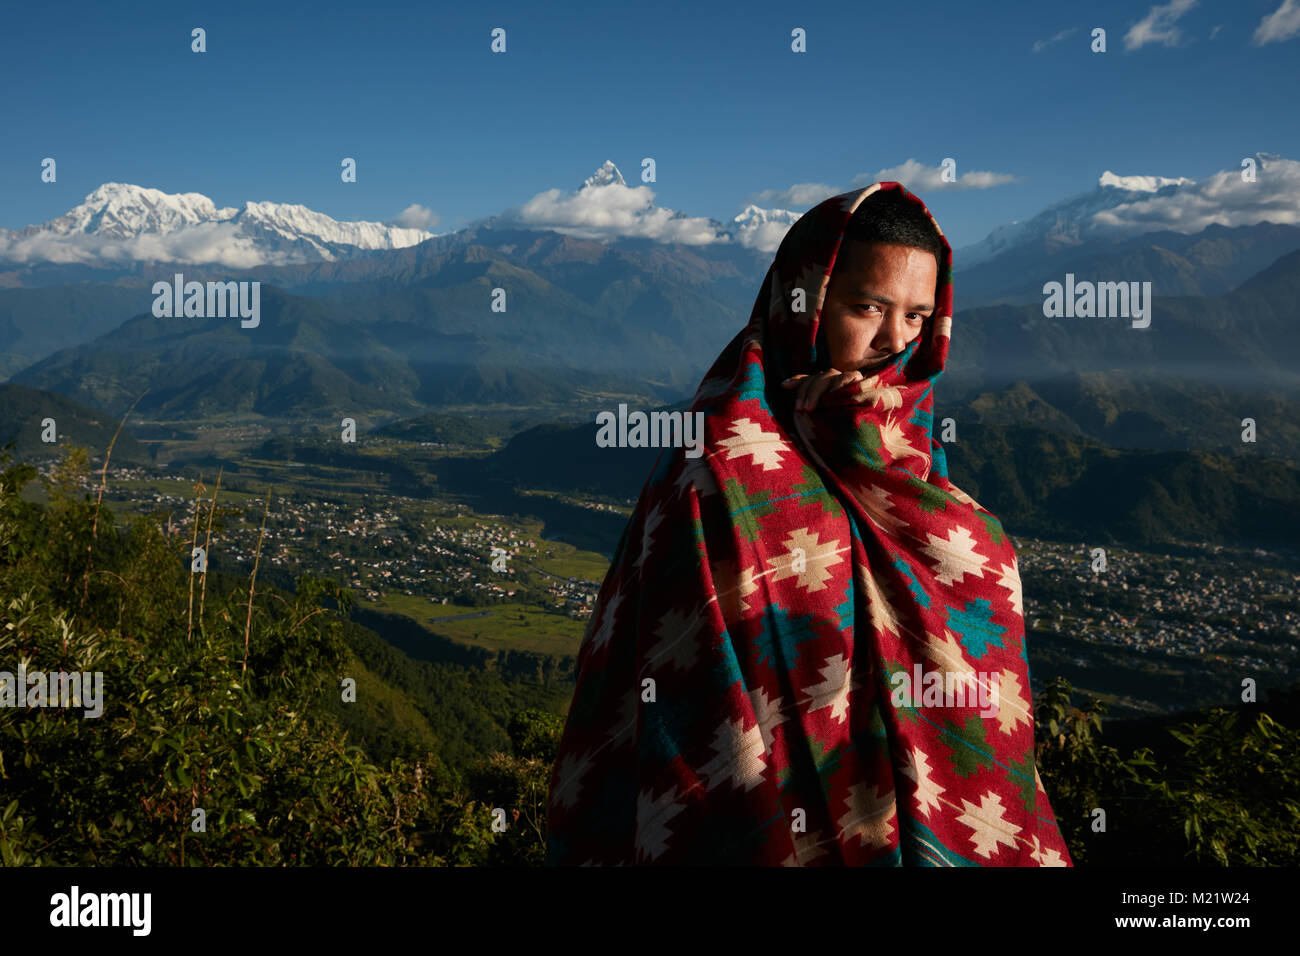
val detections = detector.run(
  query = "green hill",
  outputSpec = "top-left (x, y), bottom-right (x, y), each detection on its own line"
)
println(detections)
top-left (944, 423), bottom-right (1300, 546)
top-left (954, 372), bottom-right (1300, 463)
top-left (0, 383), bottom-right (148, 462)
top-left (0, 282), bottom-right (150, 380)
top-left (464, 413), bottom-right (1300, 550)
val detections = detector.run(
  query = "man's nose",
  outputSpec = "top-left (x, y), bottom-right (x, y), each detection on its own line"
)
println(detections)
top-left (873, 312), bottom-right (909, 354)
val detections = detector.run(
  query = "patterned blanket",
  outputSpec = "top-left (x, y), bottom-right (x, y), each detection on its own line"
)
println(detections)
top-left (545, 183), bottom-right (1073, 866)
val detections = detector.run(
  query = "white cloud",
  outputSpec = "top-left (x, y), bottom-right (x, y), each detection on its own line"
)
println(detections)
top-left (1253, 0), bottom-right (1300, 44)
top-left (1209, 24), bottom-right (1224, 39)
top-left (854, 158), bottom-right (1017, 192)
top-left (1124, 0), bottom-right (1198, 51)
top-left (729, 161), bottom-right (1016, 254)
top-left (1089, 153), bottom-right (1300, 236)
top-left (742, 161), bottom-right (1013, 215)
top-left (1033, 27), bottom-right (1078, 52)
top-left (392, 204), bottom-right (439, 229)
top-left (744, 183), bottom-right (840, 210)
top-left (0, 222), bottom-right (279, 268)
top-left (494, 172), bottom-right (728, 246)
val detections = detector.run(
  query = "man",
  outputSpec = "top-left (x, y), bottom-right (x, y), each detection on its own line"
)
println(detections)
top-left (546, 184), bottom-right (1072, 867)
top-left (783, 197), bottom-right (941, 410)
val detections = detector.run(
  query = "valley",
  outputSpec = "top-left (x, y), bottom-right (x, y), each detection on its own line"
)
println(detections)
top-left (17, 414), bottom-right (1298, 722)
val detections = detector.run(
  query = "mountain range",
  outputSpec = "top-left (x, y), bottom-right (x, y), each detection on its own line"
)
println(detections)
top-left (0, 182), bottom-right (434, 276)
top-left (8, 154), bottom-right (1296, 286)
top-left (5, 158), bottom-right (1300, 448)
top-left (9, 242), bottom-right (1299, 422)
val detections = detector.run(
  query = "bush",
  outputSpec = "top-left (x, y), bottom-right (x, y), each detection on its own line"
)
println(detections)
top-left (0, 444), bottom-right (554, 866)
top-left (1035, 675), bottom-right (1300, 866)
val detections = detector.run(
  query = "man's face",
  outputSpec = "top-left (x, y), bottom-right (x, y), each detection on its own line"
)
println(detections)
top-left (819, 240), bottom-right (938, 373)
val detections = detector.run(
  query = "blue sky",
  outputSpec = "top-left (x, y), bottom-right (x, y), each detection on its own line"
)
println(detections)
top-left (3, 0), bottom-right (1298, 249)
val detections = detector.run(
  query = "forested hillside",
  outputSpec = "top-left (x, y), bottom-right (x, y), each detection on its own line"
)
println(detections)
top-left (0, 443), bottom-right (559, 865)
top-left (1, 441), bottom-right (1296, 866)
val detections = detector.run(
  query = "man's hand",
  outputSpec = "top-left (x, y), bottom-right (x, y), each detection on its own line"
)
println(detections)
top-left (780, 368), bottom-right (866, 411)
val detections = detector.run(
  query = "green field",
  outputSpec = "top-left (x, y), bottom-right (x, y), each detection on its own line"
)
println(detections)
top-left (370, 593), bottom-right (585, 656)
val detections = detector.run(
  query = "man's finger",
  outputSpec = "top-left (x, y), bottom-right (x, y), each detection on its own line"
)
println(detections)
top-left (807, 376), bottom-right (836, 409)
top-left (811, 370), bottom-right (852, 406)
top-left (801, 369), bottom-right (863, 410)
top-left (797, 370), bottom-right (836, 409)
top-left (795, 376), bottom-right (816, 409)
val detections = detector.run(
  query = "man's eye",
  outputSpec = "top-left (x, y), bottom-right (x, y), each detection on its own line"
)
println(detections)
top-left (855, 304), bottom-right (879, 312)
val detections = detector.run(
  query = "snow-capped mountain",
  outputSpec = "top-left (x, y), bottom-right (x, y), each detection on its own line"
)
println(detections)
top-left (233, 200), bottom-right (432, 259)
top-left (7, 155), bottom-right (1294, 278)
top-left (0, 183), bottom-right (435, 268)
top-left (462, 160), bottom-right (739, 248)
top-left (582, 160), bottom-right (627, 189)
top-left (956, 169), bottom-right (1200, 268)
top-left (730, 203), bottom-right (802, 252)
top-left (26, 183), bottom-right (238, 239)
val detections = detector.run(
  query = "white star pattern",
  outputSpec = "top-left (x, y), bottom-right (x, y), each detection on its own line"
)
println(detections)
top-left (646, 606), bottom-right (706, 672)
top-left (836, 782), bottom-right (897, 850)
top-left (747, 685), bottom-right (788, 753)
top-left (850, 481), bottom-right (910, 537)
top-left (1030, 834), bottom-right (1068, 867)
top-left (857, 562), bottom-right (902, 639)
top-left (635, 786), bottom-right (686, 862)
top-left (800, 653), bottom-right (852, 726)
top-left (782, 825), bottom-right (834, 866)
top-left (923, 627), bottom-right (976, 680)
top-left (769, 526), bottom-right (845, 593)
top-left (956, 791), bottom-right (1023, 859)
top-left (674, 453), bottom-right (719, 499)
top-left (635, 501), bottom-right (665, 571)
top-left (718, 418), bottom-right (790, 472)
top-left (550, 750), bottom-right (596, 812)
top-left (996, 557), bottom-right (1023, 615)
top-left (920, 525), bottom-right (990, 587)
top-left (606, 688), bottom-right (640, 749)
top-left (900, 744), bottom-right (945, 820)
top-left (586, 587), bottom-right (625, 654)
top-left (994, 668), bottom-right (1032, 737)
top-left (697, 716), bottom-right (767, 792)
top-left (715, 558), bottom-right (760, 622)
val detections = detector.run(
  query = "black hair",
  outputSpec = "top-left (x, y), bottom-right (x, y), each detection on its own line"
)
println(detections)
top-left (841, 188), bottom-right (944, 263)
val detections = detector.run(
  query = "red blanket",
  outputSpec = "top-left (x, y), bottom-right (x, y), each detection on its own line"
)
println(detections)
top-left (546, 183), bottom-right (1073, 866)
